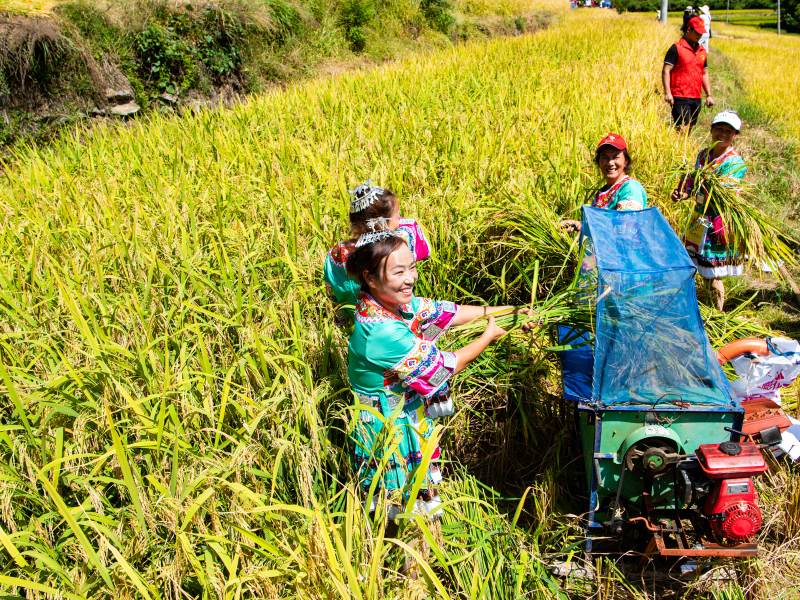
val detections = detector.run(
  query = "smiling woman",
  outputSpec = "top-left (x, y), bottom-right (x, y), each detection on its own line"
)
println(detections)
top-left (591, 133), bottom-right (647, 210)
top-left (344, 229), bottom-right (532, 515)
top-left (671, 110), bottom-right (747, 311)
top-left (561, 132), bottom-right (648, 232)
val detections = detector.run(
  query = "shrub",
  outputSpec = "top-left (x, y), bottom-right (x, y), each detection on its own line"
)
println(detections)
top-left (267, 0), bottom-right (304, 43)
top-left (340, 0), bottom-right (376, 51)
top-left (133, 23), bottom-right (195, 94)
top-left (783, 0), bottom-right (800, 30)
top-left (197, 8), bottom-right (245, 81)
top-left (421, 0), bottom-right (455, 34)
top-left (132, 6), bottom-right (256, 94)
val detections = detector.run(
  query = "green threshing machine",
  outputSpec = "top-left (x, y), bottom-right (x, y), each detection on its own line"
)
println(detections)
top-left (558, 206), bottom-right (778, 558)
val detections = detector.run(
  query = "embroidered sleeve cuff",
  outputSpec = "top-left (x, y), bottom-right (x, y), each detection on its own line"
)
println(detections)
top-left (390, 340), bottom-right (456, 398)
top-left (422, 300), bottom-right (459, 342)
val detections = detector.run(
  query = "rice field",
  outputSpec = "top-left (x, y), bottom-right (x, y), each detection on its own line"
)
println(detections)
top-left (0, 5), bottom-right (798, 598)
top-left (713, 23), bottom-right (800, 145)
top-left (667, 8), bottom-right (778, 29)
top-left (0, 0), bottom-right (56, 14)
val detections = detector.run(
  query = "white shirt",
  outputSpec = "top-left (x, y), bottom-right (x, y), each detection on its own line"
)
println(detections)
top-left (699, 13), bottom-right (711, 51)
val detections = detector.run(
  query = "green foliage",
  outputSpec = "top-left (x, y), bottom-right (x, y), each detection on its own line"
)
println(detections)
top-left (133, 23), bottom-right (196, 93)
top-left (131, 6), bottom-right (251, 95)
top-left (267, 0), bottom-right (305, 43)
top-left (340, 0), bottom-right (376, 51)
top-left (783, 0), bottom-right (800, 30)
top-left (56, 1), bottom-right (121, 55)
top-left (197, 8), bottom-right (246, 81)
top-left (421, 0), bottom-right (456, 34)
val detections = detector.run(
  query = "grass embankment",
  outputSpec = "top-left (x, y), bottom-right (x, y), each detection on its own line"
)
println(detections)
top-left (0, 7), bottom-right (798, 598)
top-left (0, 0), bottom-right (556, 150)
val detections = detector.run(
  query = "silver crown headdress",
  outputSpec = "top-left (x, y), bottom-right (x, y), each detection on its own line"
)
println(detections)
top-left (354, 216), bottom-right (404, 248)
top-left (349, 180), bottom-right (386, 214)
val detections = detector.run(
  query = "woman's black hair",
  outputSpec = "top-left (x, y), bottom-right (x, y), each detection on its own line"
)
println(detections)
top-left (594, 146), bottom-right (633, 175)
top-left (345, 234), bottom-right (407, 290)
top-left (349, 189), bottom-right (398, 238)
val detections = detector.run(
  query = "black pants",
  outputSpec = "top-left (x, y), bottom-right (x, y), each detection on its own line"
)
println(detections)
top-left (671, 97), bottom-right (701, 129)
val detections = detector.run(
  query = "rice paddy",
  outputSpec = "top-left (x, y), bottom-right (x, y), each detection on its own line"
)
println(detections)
top-left (713, 23), bottom-right (800, 145)
top-left (0, 0), bottom-right (56, 15)
top-left (0, 4), bottom-right (798, 598)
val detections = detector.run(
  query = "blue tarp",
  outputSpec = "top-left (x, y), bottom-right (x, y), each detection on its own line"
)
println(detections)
top-left (577, 206), bottom-right (734, 407)
top-left (557, 325), bottom-right (593, 402)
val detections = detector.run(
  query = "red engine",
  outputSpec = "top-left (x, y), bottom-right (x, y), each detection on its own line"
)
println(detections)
top-left (696, 441), bottom-right (768, 543)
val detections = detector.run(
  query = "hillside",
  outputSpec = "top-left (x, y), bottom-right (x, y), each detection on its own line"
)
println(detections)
top-left (0, 0), bottom-right (553, 151)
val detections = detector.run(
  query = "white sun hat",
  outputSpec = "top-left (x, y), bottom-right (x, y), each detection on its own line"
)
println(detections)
top-left (712, 110), bottom-right (742, 132)
top-left (700, 5), bottom-right (710, 13)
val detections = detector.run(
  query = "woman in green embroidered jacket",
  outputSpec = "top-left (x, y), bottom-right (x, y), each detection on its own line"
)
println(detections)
top-left (562, 133), bottom-right (647, 232)
top-left (344, 224), bottom-right (534, 516)
top-left (672, 110), bottom-right (747, 311)
top-left (324, 181), bottom-right (430, 321)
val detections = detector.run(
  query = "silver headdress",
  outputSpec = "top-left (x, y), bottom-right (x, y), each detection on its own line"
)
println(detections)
top-left (349, 180), bottom-right (386, 214)
top-left (354, 216), bottom-right (403, 248)
top-left (355, 230), bottom-right (404, 247)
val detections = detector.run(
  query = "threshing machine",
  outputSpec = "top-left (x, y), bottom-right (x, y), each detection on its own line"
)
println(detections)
top-left (558, 206), bottom-right (782, 558)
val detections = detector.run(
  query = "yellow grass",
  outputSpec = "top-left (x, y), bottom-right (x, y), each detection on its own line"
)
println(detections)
top-left (0, 7), bottom-right (796, 598)
top-left (714, 24), bottom-right (800, 144)
top-left (457, 0), bottom-right (565, 15)
top-left (0, 0), bottom-right (57, 14)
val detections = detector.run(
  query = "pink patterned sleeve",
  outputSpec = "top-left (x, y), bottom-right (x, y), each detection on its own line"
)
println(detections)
top-left (388, 339), bottom-right (457, 398)
top-left (415, 298), bottom-right (459, 342)
top-left (399, 218), bottom-right (431, 262)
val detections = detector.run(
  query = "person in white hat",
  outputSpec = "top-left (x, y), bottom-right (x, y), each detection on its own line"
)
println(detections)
top-left (672, 110), bottom-right (747, 310)
top-left (699, 6), bottom-right (711, 51)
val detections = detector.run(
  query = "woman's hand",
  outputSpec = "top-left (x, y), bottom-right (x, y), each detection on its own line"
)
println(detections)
top-left (560, 219), bottom-right (581, 234)
top-left (454, 314), bottom-right (508, 373)
top-left (671, 188), bottom-right (689, 202)
top-left (515, 307), bottom-right (539, 332)
top-left (481, 316), bottom-right (507, 342)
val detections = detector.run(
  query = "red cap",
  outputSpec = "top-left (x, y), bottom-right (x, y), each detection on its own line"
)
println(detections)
top-left (596, 133), bottom-right (627, 151)
top-left (687, 15), bottom-right (706, 34)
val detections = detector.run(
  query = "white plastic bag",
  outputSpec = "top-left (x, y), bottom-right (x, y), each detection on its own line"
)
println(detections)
top-left (729, 337), bottom-right (800, 405)
top-left (771, 416), bottom-right (800, 462)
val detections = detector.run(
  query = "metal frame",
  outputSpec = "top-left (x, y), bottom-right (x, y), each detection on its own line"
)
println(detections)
top-left (581, 403), bottom-right (746, 556)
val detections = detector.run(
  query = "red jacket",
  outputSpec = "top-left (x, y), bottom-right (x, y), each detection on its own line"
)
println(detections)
top-left (668, 38), bottom-right (707, 99)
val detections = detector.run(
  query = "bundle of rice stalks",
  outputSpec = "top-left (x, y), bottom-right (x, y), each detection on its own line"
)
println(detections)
top-left (449, 286), bottom-right (591, 344)
top-left (475, 195), bottom-right (579, 302)
top-left (675, 165), bottom-right (797, 273)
